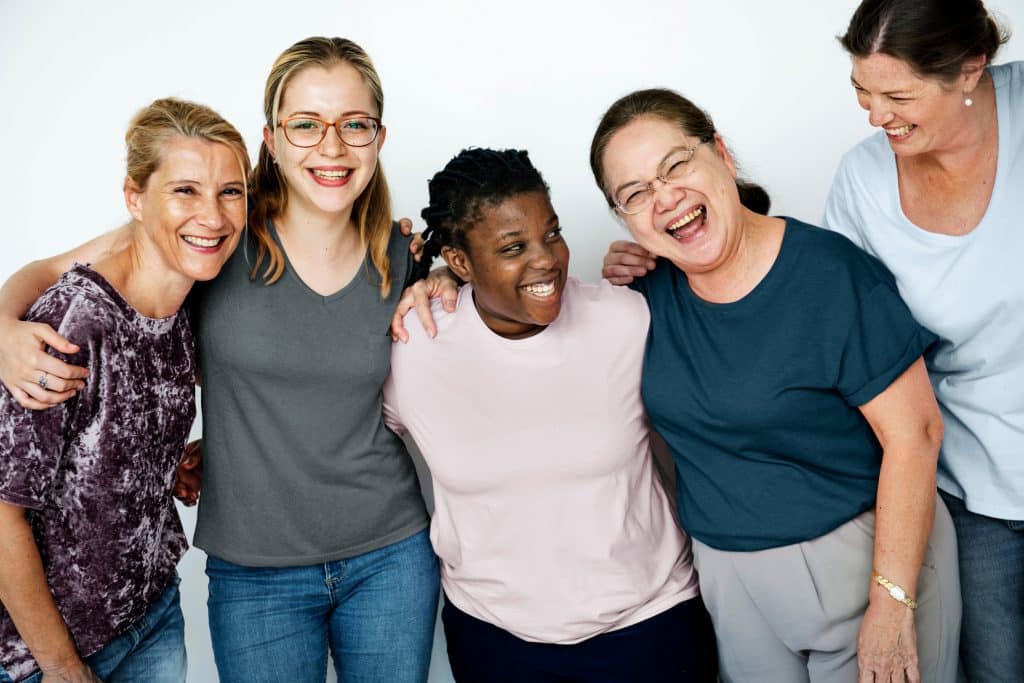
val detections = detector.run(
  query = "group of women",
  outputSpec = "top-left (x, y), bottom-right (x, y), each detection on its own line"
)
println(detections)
top-left (0, 0), bottom-right (1018, 681)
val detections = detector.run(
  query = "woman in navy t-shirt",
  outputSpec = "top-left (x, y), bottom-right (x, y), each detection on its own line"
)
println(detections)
top-left (589, 88), bottom-right (961, 682)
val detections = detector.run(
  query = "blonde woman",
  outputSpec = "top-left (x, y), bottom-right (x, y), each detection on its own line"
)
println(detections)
top-left (0, 98), bottom-right (248, 683)
top-left (0, 38), bottom-right (437, 683)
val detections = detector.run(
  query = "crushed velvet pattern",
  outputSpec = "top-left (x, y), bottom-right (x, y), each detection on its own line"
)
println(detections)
top-left (0, 265), bottom-right (192, 681)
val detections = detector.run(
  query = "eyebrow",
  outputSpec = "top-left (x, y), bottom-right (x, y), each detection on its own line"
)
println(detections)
top-left (285, 109), bottom-right (375, 118)
top-left (611, 146), bottom-right (692, 196)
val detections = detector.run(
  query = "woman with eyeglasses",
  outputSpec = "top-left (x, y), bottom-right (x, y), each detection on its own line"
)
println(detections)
top-left (824, 2), bottom-right (1022, 679)
top-left (0, 38), bottom-right (438, 683)
top-left (588, 89), bottom-right (959, 682)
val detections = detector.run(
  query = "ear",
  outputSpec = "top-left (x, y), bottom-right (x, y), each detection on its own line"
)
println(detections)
top-left (263, 125), bottom-right (276, 162)
top-left (376, 124), bottom-right (387, 153)
top-left (441, 245), bottom-right (473, 283)
top-left (123, 177), bottom-right (144, 222)
top-left (712, 133), bottom-right (738, 179)
top-left (960, 55), bottom-right (988, 94)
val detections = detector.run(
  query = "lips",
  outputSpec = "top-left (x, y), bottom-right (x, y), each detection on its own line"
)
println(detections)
top-left (666, 205), bottom-right (706, 241)
top-left (884, 124), bottom-right (916, 139)
top-left (181, 234), bottom-right (227, 251)
top-left (309, 167), bottom-right (352, 187)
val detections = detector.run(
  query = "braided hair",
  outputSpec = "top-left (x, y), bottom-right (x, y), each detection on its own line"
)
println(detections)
top-left (416, 148), bottom-right (549, 280)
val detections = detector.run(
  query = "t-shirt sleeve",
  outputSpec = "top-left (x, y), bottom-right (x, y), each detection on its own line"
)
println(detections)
top-left (836, 276), bottom-right (936, 406)
top-left (822, 157), bottom-right (868, 251)
top-left (381, 373), bottom-right (405, 436)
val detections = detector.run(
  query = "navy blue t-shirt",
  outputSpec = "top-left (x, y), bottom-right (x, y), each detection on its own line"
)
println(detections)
top-left (632, 218), bottom-right (936, 551)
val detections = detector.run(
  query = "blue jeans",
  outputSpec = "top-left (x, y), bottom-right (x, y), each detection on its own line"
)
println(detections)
top-left (940, 490), bottom-right (1024, 682)
top-left (206, 529), bottom-right (439, 683)
top-left (4, 576), bottom-right (186, 683)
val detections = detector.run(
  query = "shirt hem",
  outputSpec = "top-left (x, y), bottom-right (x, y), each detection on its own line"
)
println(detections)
top-left (195, 517), bottom-right (429, 568)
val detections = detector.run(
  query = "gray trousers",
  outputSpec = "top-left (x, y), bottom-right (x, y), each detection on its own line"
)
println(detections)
top-left (692, 500), bottom-right (961, 683)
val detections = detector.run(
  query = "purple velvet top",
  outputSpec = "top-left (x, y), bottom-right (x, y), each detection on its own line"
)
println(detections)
top-left (0, 265), bottom-right (192, 681)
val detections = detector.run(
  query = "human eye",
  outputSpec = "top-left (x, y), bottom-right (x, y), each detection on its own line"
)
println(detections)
top-left (889, 95), bottom-right (912, 104)
top-left (545, 226), bottom-right (563, 241)
top-left (342, 117), bottom-right (371, 130)
top-left (501, 242), bottom-right (525, 256)
top-left (619, 187), bottom-right (649, 211)
top-left (173, 186), bottom-right (197, 196)
top-left (221, 186), bottom-right (244, 197)
top-left (286, 118), bottom-right (322, 131)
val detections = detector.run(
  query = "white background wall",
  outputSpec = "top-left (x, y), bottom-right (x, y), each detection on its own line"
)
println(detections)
top-left (2, 1), bottom-right (1022, 681)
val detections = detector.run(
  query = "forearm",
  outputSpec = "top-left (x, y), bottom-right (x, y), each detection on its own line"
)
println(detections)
top-left (0, 260), bottom-right (66, 322)
top-left (0, 508), bottom-right (80, 670)
top-left (871, 439), bottom-right (939, 599)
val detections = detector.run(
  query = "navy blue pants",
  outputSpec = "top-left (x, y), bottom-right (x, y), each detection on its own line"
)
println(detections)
top-left (442, 594), bottom-right (718, 682)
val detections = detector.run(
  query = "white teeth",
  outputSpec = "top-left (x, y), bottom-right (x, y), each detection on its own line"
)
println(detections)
top-left (522, 281), bottom-right (556, 296)
top-left (885, 124), bottom-right (914, 137)
top-left (182, 235), bottom-right (220, 248)
top-left (668, 206), bottom-right (705, 232)
top-left (312, 169), bottom-right (350, 179)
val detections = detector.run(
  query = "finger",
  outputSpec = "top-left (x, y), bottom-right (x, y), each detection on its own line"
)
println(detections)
top-left (440, 282), bottom-right (458, 313)
top-left (414, 297), bottom-right (437, 339)
top-left (29, 373), bottom-right (84, 394)
top-left (9, 386), bottom-right (53, 411)
top-left (398, 217), bottom-right (414, 236)
top-left (32, 323), bottom-right (80, 356)
top-left (857, 663), bottom-right (874, 683)
top-left (30, 353), bottom-right (89, 383)
top-left (605, 275), bottom-right (636, 286)
top-left (608, 240), bottom-right (653, 257)
top-left (603, 251), bottom-right (653, 269)
top-left (18, 379), bottom-right (76, 406)
top-left (390, 310), bottom-right (410, 344)
top-left (410, 233), bottom-right (425, 261)
top-left (904, 664), bottom-right (920, 683)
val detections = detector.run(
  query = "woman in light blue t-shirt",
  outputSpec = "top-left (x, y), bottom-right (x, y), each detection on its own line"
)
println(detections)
top-left (824, 2), bottom-right (1023, 680)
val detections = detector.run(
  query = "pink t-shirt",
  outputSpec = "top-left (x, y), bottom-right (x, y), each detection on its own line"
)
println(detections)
top-left (383, 278), bottom-right (699, 644)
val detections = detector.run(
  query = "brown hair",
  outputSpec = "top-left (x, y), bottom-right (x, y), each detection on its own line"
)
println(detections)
top-left (125, 97), bottom-right (250, 192)
top-left (840, 0), bottom-right (1010, 82)
top-left (589, 88), bottom-right (770, 216)
top-left (250, 36), bottom-right (395, 296)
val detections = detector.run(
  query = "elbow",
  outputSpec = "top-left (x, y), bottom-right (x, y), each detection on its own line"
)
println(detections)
top-left (923, 411), bottom-right (944, 459)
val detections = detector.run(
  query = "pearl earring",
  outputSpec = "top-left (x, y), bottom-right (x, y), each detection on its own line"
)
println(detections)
top-left (964, 97), bottom-right (974, 107)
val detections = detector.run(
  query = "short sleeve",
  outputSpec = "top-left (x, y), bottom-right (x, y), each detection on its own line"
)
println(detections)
top-left (0, 372), bottom-right (74, 510)
top-left (822, 158), bottom-right (867, 250)
top-left (836, 278), bottom-right (936, 406)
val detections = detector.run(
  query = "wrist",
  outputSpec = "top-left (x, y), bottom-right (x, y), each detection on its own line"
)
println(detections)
top-left (869, 571), bottom-right (918, 610)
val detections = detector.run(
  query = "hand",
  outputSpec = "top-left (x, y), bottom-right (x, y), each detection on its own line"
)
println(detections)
top-left (0, 317), bottom-right (87, 410)
top-left (397, 217), bottom-right (426, 264)
top-left (857, 597), bottom-right (920, 683)
top-left (39, 656), bottom-right (102, 682)
top-left (390, 268), bottom-right (460, 343)
top-left (602, 240), bottom-right (656, 285)
top-left (172, 439), bottom-right (203, 506)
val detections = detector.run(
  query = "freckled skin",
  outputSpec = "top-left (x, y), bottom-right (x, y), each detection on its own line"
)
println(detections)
top-left (0, 267), bottom-right (193, 679)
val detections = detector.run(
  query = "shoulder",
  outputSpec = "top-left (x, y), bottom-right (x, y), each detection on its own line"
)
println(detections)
top-left (834, 131), bottom-right (892, 188)
top-left (570, 278), bottom-right (649, 324)
top-left (991, 60), bottom-right (1023, 95)
top-left (27, 268), bottom-right (120, 344)
top-left (785, 218), bottom-right (895, 289)
top-left (392, 289), bottom-right (462, 359)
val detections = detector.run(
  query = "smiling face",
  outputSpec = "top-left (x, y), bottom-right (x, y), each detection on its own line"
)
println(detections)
top-left (850, 53), bottom-right (982, 157)
top-left (125, 136), bottom-right (246, 283)
top-left (264, 61), bottom-right (385, 219)
top-left (443, 191), bottom-right (569, 339)
top-left (601, 115), bottom-right (743, 276)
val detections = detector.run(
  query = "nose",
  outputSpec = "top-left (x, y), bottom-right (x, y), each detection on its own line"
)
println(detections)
top-left (867, 99), bottom-right (893, 127)
top-left (652, 179), bottom-right (686, 213)
top-left (527, 239), bottom-right (558, 270)
top-left (319, 123), bottom-right (347, 156)
top-left (197, 195), bottom-right (227, 231)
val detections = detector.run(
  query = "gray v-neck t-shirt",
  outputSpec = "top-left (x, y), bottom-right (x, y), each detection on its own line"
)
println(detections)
top-left (190, 222), bottom-right (428, 566)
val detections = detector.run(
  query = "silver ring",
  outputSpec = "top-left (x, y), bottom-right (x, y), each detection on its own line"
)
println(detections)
top-left (38, 373), bottom-right (48, 390)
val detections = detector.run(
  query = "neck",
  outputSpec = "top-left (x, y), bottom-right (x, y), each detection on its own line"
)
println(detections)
top-left (91, 235), bottom-right (193, 319)
top-left (275, 201), bottom-right (361, 262)
top-left (683, 212), bottom-right (785, 304)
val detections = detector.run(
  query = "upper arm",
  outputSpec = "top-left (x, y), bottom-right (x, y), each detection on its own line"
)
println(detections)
top-left (858, 357), bottom-right (943, 454)
top-left (51, 224), bottom-right (132, 272)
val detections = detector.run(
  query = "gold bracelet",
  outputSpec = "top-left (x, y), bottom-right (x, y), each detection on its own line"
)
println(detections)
top-left (871, 571), bottom-right (918, 609)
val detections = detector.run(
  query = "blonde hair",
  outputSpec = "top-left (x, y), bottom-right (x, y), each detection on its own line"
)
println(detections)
top-left (126, 97), bottom-right (251, 192)
top-left (250, 36), bottom-right (395, 296)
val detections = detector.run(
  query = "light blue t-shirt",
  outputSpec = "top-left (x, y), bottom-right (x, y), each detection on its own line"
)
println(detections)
top-left (824, 61), bottom-right (1024, 520)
